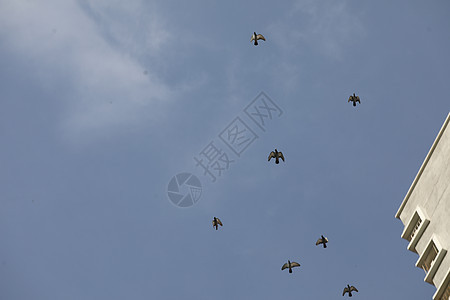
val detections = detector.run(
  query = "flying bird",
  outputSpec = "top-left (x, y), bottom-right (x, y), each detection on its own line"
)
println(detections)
top-left (342, 285), bottom-right (358, 297)
top-left (268, 149), bottom-right (285, 164)
top-left (251, 32), bottom-right (266, 46)
top-left (212, 217), bottom-right (223, 230)
top-left (316, 235), bottom-right (329, 248)
top-left (281, 260), bottom-right (300, 273)
top-left (348, 93), bottom-right (361, 107)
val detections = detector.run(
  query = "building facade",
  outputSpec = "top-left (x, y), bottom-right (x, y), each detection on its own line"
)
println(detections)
top-left (396, 113), bottom-right (450, 300)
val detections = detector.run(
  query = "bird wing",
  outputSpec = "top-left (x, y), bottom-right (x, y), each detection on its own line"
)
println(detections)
top-left (281, 263), bottom-right (289, 270)
top-left (268, 151), bottom-right (275, 161)
top-left (356, 96), bottom-right (360, 103)
top-left (279, 152), bottom-right (285, 161)
top-left (348, 96), bottom-right (352, 102)
top-left (256, 34), bottom-right (266, 41)
top-left (343, 287), bottom-right (349, 296)
top-left (324, 237), bottom-right (328, 243)
top-left (290, 262), bottom-right (300, 268)
top-left (212, 219), bottom-right (216, 226)
top-left (250, 35), bottom-right (255, 42)
top-left (216, 218), bottom-right (223, 226)
top-left (316, 238), bottom-right (323, 245)
top-left (350, 286), bottom-right (358, 292)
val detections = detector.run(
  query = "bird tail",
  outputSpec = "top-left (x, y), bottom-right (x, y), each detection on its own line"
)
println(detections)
top-left (275, 158), bottom-right (279, 164)
top-left (289, 269), bottom-right (292, 273)
top-left (353, 102), bottom-right (356, 107)
top-left (349, 292), bottom-right (352, 297)
top-left (254, 40), bottom-right (258, 46)
top-left (323, 243), bottom-right (327, 248)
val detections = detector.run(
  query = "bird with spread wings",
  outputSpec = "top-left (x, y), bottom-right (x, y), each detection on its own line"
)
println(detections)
top-left (348, 93), bottom-right (361, 107)
top-left (268, 149), bottom-right (285, 164)
top-left (342, 285), bottom-right (358, 297)
top-left (316, 235), bottom-right (329, 248)
top-left (281, 260), bottom-right (301, 273)
top-left (212, 217), bottom-right (223, 230)
top-left (251, 32), bottom-right (266, 46)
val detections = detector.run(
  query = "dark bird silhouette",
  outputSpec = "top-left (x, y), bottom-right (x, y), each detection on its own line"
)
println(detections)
top-left (251, 32), bottom-right (266, 46)
top-left (281, 260), bottom-right (300, 273)
top-left (342, 285), bottom-right (358, 297)
top-left (316, 235), bottom-right (329, 248)
top-left (212, 217), bottom-right (223, 230)
top-left (348, 93), bottom-right (361, 107)
top-left (268, 149), bottom-right (285, 164)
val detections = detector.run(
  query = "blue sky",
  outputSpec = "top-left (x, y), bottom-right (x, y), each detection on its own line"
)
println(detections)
top-left (1, 0), bottom-right (450, 299)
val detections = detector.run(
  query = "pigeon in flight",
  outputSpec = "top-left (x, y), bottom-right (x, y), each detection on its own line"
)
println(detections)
top-left (316, 235), bottom-right (329, 248)
top-left (342, 285), bottom-right (358, 297)
top-left (281, 260), bottom-right (300, 273)
top-left (348, 93), bottom-right (361, 107)
top-left (251, 32), bottom-right (266, 46)
top-left (212, 217), bottom-right (223, 230)
top-left (268, 149), bottom-right (285, 164)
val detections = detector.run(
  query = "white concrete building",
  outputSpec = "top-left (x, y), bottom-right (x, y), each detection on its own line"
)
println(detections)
top-left (396, 113), bottom-right (450, 300)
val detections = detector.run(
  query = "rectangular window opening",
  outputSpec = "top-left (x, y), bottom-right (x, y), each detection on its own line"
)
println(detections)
top-left (440, 282), bottom-right (450, 300)
top-left (408, 216), bottom-right (422, 242)
top-left (421, 241), bottom-right (438, 273)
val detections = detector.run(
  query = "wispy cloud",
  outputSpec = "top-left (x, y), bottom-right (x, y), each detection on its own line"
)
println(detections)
top-left (0, 1), bottom-right (175, 144)
top-left (77, 1), bottom-right (171, 57)
top-left (270, 0), bottom-right (366, 59)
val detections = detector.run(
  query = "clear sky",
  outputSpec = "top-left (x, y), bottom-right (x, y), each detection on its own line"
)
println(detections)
top-left (1, 0), bottom-right (450, 299)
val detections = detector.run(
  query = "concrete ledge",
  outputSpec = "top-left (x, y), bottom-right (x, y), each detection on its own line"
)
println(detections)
top-left (415, 236), bottom-right (446, 285)
top-left (401, 207), bottom-right (429, 253)
top-left (407, 219), bottom-right (429, 253)
top-left (425, 249), bottom-right (447, 284)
